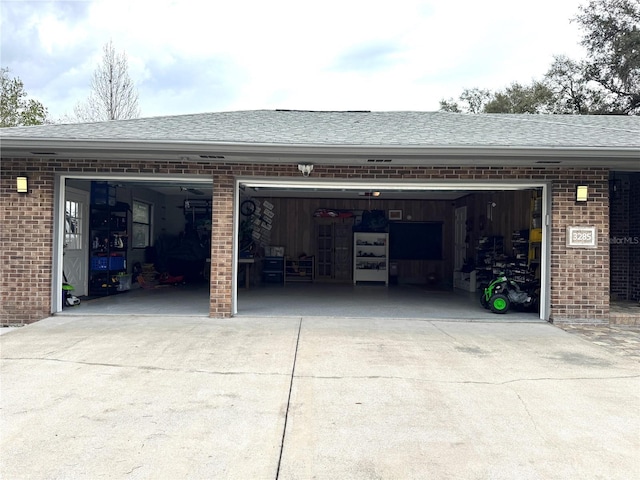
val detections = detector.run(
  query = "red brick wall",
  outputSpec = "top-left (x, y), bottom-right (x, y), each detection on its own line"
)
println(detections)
top-left (210, 173), bottom-right (234, 317)
top-left (0, 158), bottom-right (611, 324)
top-left (549, 174), bottom-right (610, 322)
top-left (0, 165), bottom-right (55, 324)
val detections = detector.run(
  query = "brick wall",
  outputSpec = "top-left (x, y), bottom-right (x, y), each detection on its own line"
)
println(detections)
top-left (0, 166), bottom-right (55, 324)
top-left (549, 174), bottom-right (610, 322)
top-left (0, 158), bottom-right (611, 324)
top-left (629, 174), bottom-right (640, 302)
top-left (609, 174), bottom-right (630, 299)
top-left (609, 172), bottom-right (640, 303)
top-left (210, 174), bottom-right (234, 317)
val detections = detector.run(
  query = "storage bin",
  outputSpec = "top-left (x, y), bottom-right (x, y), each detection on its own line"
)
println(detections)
top-left (109, 256), bottom-right (126, 270)
top-left (263, 257), bottom-right (284, 271)
top-left (91, 257), bottom-right (108, 270)
top-left (263, 272), bottom-right (283, 283)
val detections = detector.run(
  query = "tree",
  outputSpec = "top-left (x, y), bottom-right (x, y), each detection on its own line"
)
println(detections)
top-left (484, 82), bottom-right (556, 114)
top-left (73, 41), bottom-right (140, 122)
top-left (440, 83), bottom-right (555, 114)
top-left (440, 0), bottom-right (639, 115)
top-left (440, 88), bottom-right (492, 113)
top-left (544, 55), bottom-right (609, 114)
top-left (0, 67), bottom-right (49, 127)
top-left (573, 0), bottom-right (640, 114)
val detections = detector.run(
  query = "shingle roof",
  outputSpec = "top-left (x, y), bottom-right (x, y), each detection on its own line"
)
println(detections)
top-left (2, 110), bottom-right (640, 149)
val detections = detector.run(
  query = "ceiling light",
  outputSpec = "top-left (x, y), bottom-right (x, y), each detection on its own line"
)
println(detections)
top-left (298, 164), bottom-right (314, 177)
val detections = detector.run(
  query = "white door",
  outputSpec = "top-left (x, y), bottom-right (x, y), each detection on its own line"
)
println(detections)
top-left (454, 206), bottom-right (468, 272)
top-left (63, 188), bottom-right (89, 296)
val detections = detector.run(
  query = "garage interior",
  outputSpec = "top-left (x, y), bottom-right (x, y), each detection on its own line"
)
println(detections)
top-left (60, 178), bottom-right (544, 320)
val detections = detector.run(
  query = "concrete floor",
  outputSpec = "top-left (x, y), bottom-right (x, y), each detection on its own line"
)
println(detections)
top-left (1, 315), bottom-right (638, 479)
top-left (60, 283), bottom-right (542, 321)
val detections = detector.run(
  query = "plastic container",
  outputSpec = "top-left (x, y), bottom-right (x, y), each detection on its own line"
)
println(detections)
top-left (109, 256), bottom-right (126, 270)
top-left (91, 257), bottom-right (108, 270)
top-left (116, 274), bottom-right (131, 291)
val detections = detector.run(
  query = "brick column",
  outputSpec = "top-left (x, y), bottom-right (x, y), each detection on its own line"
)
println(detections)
top-left (550, 174), bottom-right (610, 323)
top-left (0, 160), bottom-right (55, 324)
top-left (209, 174), bottom-right (234, 317)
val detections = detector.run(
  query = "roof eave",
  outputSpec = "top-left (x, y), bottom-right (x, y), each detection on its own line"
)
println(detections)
top-left (2, 137), bottom-right (639, 165)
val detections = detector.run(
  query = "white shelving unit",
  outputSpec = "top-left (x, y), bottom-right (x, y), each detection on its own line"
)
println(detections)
top-left (353, 232), bottom-right (389, 285)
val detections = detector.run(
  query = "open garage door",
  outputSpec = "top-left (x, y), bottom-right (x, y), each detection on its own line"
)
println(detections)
top-left (233, 179), bottom-right (550, 321)
top-left (53, 175), bottom-right (214, 316)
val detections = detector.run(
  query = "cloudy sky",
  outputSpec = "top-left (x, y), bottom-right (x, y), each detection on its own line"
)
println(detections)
top-left (2, 0), bottom-right (588, 121)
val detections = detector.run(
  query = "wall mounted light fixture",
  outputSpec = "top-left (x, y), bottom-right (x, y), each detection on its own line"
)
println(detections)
top-left (298, 164), bottom-right (314, 177)
top-left (576, 185), bottom-right (588, 203)
top-left (16, 176), bottom-right (28, 193)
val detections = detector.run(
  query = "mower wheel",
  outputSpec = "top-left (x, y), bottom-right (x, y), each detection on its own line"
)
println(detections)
top-left (489, 294), bottom-right (510, 314)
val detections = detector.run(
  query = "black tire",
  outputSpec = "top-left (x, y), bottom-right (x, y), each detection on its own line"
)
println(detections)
top-left (489, 294), bottom-right (510, 314)
top-left (480, 291), bottom-right (489, 309)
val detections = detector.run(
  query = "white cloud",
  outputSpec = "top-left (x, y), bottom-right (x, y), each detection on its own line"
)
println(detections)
top-left (1, 0), bottom-right (588, 119)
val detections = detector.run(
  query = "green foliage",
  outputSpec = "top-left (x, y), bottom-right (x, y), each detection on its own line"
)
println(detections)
top-left (574, 0), bottom-right (640, 114)
top-left (440, 84), bottom-right (554, 114)
top-left (440, 0), bottom-right (639, 115)
top-left (544, 55), bottom-right (610, 114)
top-left (0, 67), bottom-right (49, 127)
top-left (440, 88), bottom-right (491, 114)
top-left (439, 98), bottom-right (461, 113)
top-left (460, 88), bottom-right (493, 114)
top-left (484, 82), bottom-right (555, 114)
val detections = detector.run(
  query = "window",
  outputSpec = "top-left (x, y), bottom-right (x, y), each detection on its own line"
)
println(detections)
top-left (65, 200), bottom-right (83, 250)
top-left (132, 200), bottom-right (152, 248)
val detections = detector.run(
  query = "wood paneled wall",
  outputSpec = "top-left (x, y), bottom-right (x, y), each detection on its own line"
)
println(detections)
top-left (455, 189), bottom-right (537, 265)
top-left (254, 196), bottom-right (456, 285)
top-left (252, 190), bottom-right (535, 286)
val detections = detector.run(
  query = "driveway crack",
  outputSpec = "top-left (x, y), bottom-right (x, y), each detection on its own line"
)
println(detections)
top-left (293, 373), bottom-right (640, 384)
top-left (275, 317), bottom-right (303, 480)
top-left (1, 357), bottom-right (288, 377)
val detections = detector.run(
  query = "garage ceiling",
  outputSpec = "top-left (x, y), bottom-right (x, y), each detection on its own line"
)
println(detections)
top-left (97, 179), bottom-right (476, 200)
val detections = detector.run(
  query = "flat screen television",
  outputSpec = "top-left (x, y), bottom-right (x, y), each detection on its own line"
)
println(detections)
top-left (389, 221), bottom-right (443, 260)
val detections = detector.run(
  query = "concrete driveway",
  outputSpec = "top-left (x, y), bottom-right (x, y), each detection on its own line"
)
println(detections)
top-left (1, 315), bottom-right (638, 479)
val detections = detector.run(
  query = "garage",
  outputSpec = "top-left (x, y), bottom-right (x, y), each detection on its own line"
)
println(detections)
top-left (3, 110), bottom-right (638, 325)
top-left (56, 175), bottom-right (548, 321)
top-left (232, 179), bottom-right (548, 320)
